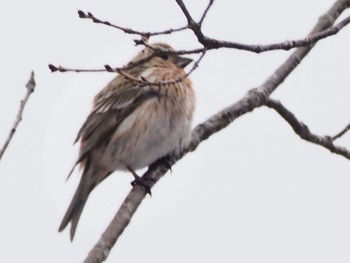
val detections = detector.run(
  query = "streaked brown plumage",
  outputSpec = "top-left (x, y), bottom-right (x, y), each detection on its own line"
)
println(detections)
top-left (58, 43), bottom-right (195, 240)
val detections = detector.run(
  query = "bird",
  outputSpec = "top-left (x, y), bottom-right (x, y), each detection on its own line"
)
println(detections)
top-left (58, 43), bottom-right (195, 240)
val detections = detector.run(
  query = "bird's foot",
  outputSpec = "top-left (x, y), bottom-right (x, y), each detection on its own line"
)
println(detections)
top-left (131, 176), bottom-right (152, 196)
top-left (126, 165), bottom-right (152, 195)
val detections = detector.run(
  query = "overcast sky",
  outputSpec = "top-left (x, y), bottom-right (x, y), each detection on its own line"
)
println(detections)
top-left (1, 0), bottom-right (350, 262)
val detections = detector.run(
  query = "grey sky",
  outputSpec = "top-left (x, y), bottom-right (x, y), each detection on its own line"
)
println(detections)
top-left (0, 0), bottom-right (349, 262)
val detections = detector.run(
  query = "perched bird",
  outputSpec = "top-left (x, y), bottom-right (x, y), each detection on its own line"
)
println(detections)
top-left (58, 43), bottom-right (195, 240)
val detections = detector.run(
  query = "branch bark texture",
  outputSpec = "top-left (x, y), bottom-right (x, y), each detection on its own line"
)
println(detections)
top-left (266, 99), bottom-right (350, 160)
top-left (0, 71), bottom-right (36, 161)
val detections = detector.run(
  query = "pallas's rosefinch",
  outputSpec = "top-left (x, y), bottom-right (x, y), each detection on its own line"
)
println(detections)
top-left (58, 43), bottom-right (195, 240)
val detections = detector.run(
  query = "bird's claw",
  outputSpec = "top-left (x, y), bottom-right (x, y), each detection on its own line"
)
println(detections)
top-left (157, 156), bottom-right (172, 173)
top-left (131, 177), bottom-right (152, 196)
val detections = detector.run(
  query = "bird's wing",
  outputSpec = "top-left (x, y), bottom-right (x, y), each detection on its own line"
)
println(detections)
top-left (72, 85), bottom-right (160, 170)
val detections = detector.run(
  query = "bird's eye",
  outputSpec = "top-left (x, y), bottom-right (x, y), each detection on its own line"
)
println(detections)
top-left (160, 53), bottom-right (169, 60)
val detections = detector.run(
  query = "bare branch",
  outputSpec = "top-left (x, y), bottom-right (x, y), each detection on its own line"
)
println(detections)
top-left (49, 47), bottom-right (207, 87)
top-left (185, 48), bottom-right (207, 77)
top-left (78, 10), bottom-right (187, 37)
top-left (332, 123), bottom-right (350, 141)
top-left (82, 184), bottom-right (148, 263)
top-left (175, 0), bottom-right (197, 26)
top-left (175, 0), bottom-right (350, 52)
top-left (50, 2), bottom-right (350, 82)
top-left (76, 2), bottom-right (350, 56)
top-left (0, 71), bottom-right (36, 161)
top-left (48, 51), bottom-right (158, 74)
top-left (82, 1), bottom-right (350, 262)
top-left (48, 45), bottom-right (205, 75)
top-left (265, 99), bottom-right (350, 160)
top-left (199, 0), bottom-right (215, 25)
top-left (193, 15), bottom-right (350, 52)
top-left (133, 39), bottom-right (205, 55)
top-left (260, 0), bottom-right (350, 96)
top-left (48, 64), bottom-right (106, 73)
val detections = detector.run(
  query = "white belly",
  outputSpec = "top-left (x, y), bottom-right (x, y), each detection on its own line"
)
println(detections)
top-left (102, 97), bottom-right (192, 171)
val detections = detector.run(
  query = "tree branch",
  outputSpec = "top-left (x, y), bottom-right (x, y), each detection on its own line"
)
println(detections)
top-left (0, 71), bottom-right (36, 161)
top-left (50, 2), bottom-right (350, 88)
top-left (175, 0), bottom-right (350, 52)
top-left (174, 0), bottom-right (197, 26)
top-left (48, 44), bottom-right (206, 75)
top-left (49, 48), bottom-right (207, 87)
top-left (82, 1), bottom-right (350, 262)
top-left (265, 99), bottom-right (350, 160)
top-left (332, 123), bottom-right (350, 141)
top-left (199, 0), bottom-right (215, 26)
top-left (77, 10), bottom-right (188, 37)
top-left (78, 3), bottom-right (350, 55)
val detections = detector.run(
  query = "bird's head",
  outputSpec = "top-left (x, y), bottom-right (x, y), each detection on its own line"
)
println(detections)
top-left (131, 43), bottom-right (193, 69)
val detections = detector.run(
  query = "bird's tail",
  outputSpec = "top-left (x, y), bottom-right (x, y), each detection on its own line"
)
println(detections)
top-left (58, 163), bottom-right (105, 241)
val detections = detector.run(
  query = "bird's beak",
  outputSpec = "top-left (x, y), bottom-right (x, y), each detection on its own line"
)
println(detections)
top-left (174, 56), bottom-right (193, 68)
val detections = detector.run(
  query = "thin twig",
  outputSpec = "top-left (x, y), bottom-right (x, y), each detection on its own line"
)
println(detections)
top-left (0, 71), bottom-right (36, 161)
top-left (175, 0), bottom-right (196, 26)
top-left (82, 1), bottom-right (350, 262)
top-left (134, 39), bottom-right (205, 55)
top-left (50, 48), bottom-right (207, 87)
top-left (175, 0), bottom-right (350, 53)
top-left (77, 4), bottom-right (350, 56)
top-left (185, 48), bottom-right (207, 77)
top-left (265, 99), bottom-right (350, 160)
top-left (199, 0), bottom-right (215, 25)
top-left (198, 15), bottom-right (350, 52)
top-left (50, 12), bottom-right (350, 77)
top-left (48, 52), bottom-right (158, 74)
top-left (48, 64), bottom-right (106, 73)
top-left (48, 46), bottom-right (205, 74)
top-left (332, 123), bottom-right (350, 141)
top-left (78, 10), bottom-right (188, 37)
